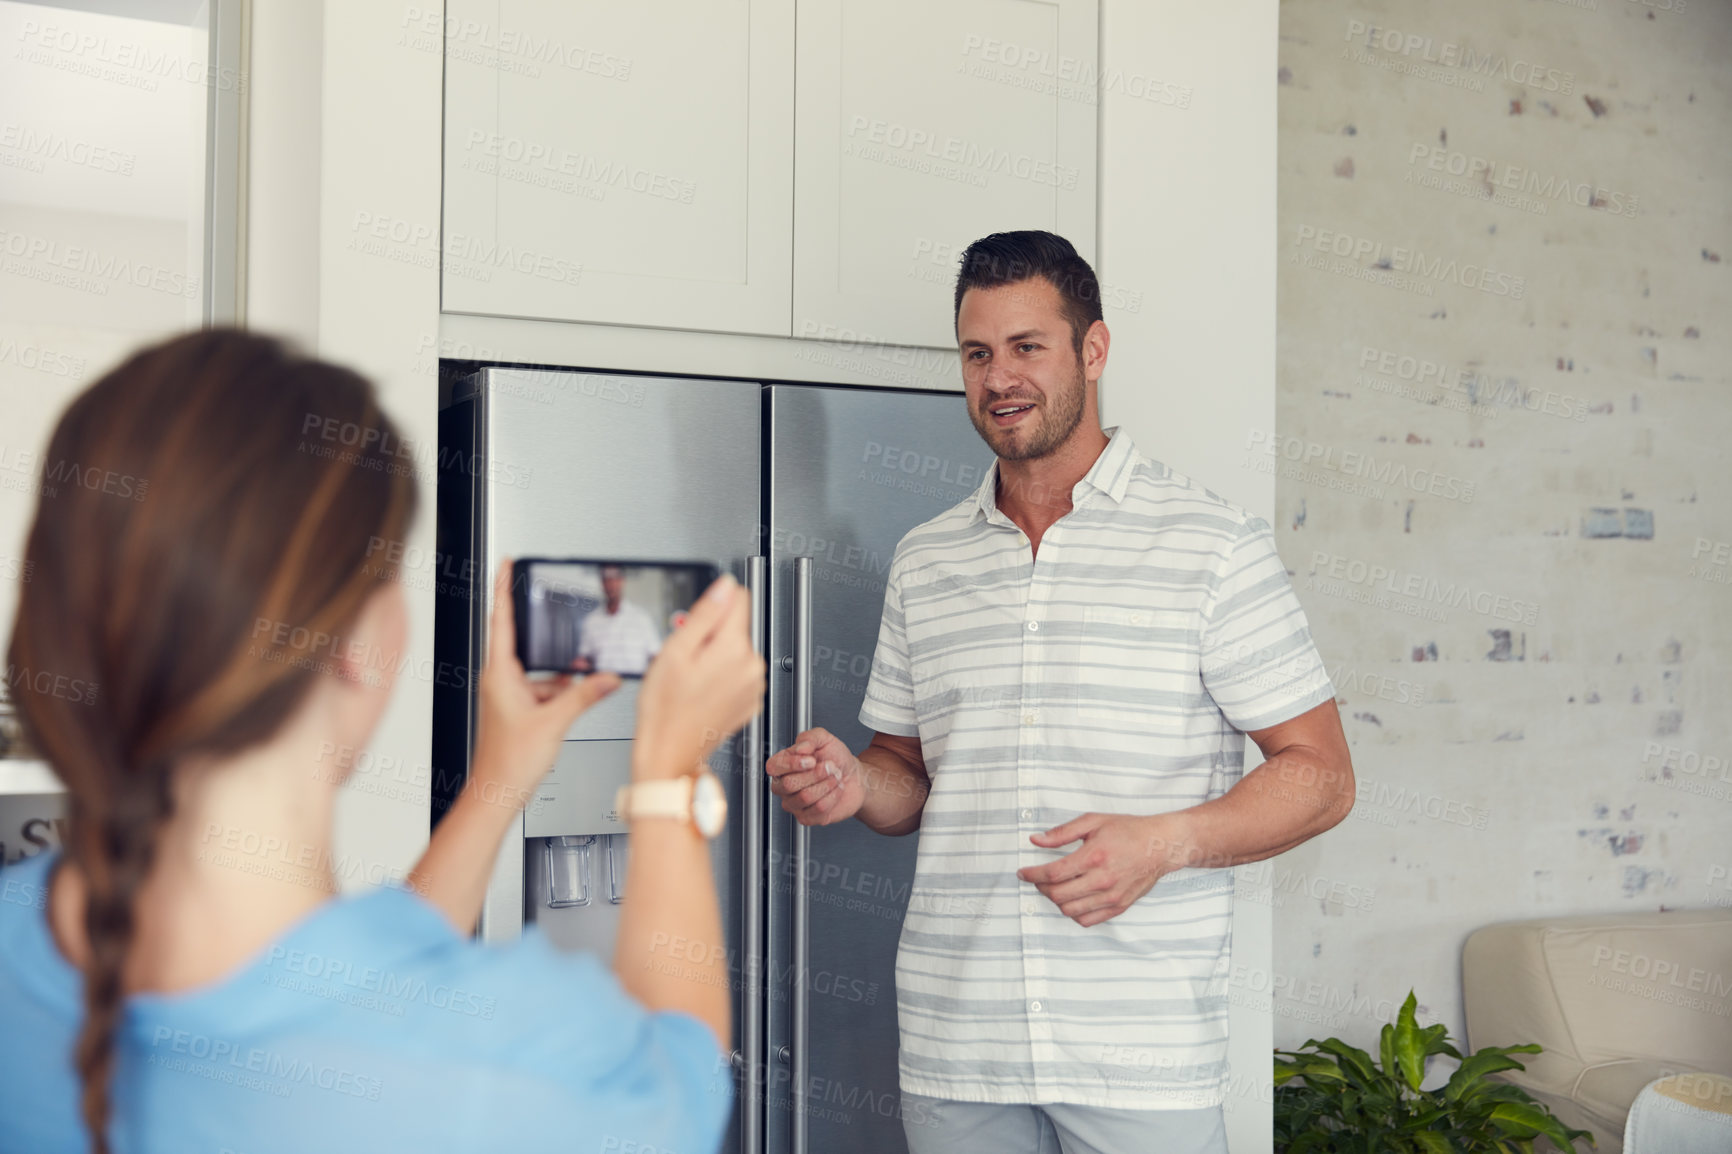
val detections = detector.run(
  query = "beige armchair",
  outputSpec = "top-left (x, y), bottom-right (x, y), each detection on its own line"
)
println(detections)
top-left (1461, 909), bottom-right (1732, 1153)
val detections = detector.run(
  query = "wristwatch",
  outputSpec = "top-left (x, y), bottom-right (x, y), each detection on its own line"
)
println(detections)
top-left (614, 772), bottom-right (728, 839)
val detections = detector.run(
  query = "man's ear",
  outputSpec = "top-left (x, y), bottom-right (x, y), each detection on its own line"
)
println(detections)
top-left (1083, 318), bottom-right (1111, 383)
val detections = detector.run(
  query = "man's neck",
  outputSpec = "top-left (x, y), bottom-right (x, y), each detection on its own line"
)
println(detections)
top-left (994, 424), bottom-right (1111, 540)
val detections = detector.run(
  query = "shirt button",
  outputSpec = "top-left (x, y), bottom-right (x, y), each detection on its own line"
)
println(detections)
top-left (1022, 713), bottom-right (1036, 726)
top-left (1030, 1001), bottom-right (1043, 1013)
top-left (1026, 620), bottom-right (1040, 632)
top-left (1022, 900), bottom-right (1039, 915)
top-left (1020, 808), bottom-right (1033, 821)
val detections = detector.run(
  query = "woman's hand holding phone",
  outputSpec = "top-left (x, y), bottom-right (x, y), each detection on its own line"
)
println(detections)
top-left (629, 574), bottom-right (764, 782)
top-left (472, 560), bottom-right (623, 803)
top-left (408, 560), bottom-right (622, 933)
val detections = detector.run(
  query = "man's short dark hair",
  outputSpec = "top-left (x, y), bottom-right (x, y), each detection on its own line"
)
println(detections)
top-left (952, 231), bottom-right (1104, 356)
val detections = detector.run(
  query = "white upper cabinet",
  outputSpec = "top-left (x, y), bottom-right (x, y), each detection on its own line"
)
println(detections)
top-left (792, 0), bottom-right (1099, 350)
top-left (442, 0), bottom-right (795, 335)
top-left (439, 0), bottom-right (1098, 350)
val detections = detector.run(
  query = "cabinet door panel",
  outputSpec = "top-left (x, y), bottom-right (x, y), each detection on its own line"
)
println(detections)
top-left (443, 0), bottom-right (794, 334)
top-left (794, 0), bottom-right (1099, 350)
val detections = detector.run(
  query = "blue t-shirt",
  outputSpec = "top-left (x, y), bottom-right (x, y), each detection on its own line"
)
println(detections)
top-left (0, 851), bottom-right (733, 1154)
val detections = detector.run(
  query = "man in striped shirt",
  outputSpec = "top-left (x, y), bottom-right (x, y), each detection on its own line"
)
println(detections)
top-left (766, 231), bottom-right (1354, 1154)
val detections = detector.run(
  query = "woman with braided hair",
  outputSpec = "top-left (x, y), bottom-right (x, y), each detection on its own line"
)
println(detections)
top-left (0, 329), bottom-right (761, 1154)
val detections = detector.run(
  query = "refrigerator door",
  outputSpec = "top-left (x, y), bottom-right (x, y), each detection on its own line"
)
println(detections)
top-left (466, 367), bottom-right (763, 1152)
top-left (765, 384), bottom-right (993, 1154)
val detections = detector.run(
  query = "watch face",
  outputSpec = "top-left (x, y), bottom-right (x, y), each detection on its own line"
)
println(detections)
top-left (693, 773), bottom-right (728, 838)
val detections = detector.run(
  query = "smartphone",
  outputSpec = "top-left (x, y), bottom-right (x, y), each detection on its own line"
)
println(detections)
top-left (511, 558), bottom-right (719, 676)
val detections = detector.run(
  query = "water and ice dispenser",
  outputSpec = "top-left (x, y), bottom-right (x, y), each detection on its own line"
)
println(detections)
top-left (524, 735), bottom-right (637, 947)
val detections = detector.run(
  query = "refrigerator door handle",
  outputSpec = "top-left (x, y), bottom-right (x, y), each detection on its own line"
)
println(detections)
top-left (790, 556), bottom-right (814, 1154)
top-left (742, 556), bottom-right (768, 1154)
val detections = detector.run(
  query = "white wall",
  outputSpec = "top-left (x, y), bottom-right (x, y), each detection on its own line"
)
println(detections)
top-left (1100, 0), bottom-right (1278, 514)
top-left (247, 0), bottom-right (444, 888)
top-left (244, 0), bottom-right (321, 348)
top-left (1272, 0), bottom-right (1732, 1075)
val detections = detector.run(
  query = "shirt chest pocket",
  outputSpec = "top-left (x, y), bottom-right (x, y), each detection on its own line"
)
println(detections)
top-left (1066, 605), bottom-right (1201, 728)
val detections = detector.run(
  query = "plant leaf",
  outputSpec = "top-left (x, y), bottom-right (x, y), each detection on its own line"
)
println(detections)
top-left (1396, 1104), bottom-right (1448, 1131)
top-left (1393, 991), bottom-right (1427, 1091)
top-left (1443, 1047), bottom-right (1537, 1103)
top-left (1316, 1037), bottom-right (1385, 1090)
top-left (1407, 1133), bottom-right (1453, 1154)
top-left (1419, 1022), bottom-right (1459, 1061)
top-left (1278, 1054), bottom-right (1350, 1087)
top-left (1488, 1101), bottom-right (1580, 1147)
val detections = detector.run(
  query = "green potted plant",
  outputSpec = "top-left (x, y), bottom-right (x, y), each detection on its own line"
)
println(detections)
top-left (1273, 991), bottom-right (1595, 1153)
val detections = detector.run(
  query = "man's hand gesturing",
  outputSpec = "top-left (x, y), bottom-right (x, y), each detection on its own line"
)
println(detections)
top-left (1018, 812), bottom-right (1194, 927)
top-left (766, 727), bottom-right (866, 826)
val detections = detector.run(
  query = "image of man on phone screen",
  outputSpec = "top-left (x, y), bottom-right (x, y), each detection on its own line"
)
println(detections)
top-left (572, 565), bottom-right (663, 676)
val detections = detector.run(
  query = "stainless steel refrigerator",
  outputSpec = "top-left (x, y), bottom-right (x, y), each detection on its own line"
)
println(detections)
top-left (434, 366), bottom-right (994, 1154)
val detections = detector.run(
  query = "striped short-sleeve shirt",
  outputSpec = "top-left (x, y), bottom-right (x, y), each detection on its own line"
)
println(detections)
top-left (858, 426), bottom-right (1334, 1110)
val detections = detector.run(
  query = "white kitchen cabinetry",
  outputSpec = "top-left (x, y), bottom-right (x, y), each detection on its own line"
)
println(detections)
top-left (442, 0), bottom-right (796, 335)
top-left (792, 0), bottom-right (1099, 349)
top-left (440, 0), bottom-right (1097, 350)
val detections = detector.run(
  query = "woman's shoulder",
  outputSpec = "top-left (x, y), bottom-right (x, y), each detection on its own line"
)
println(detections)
top-left (236, 885), bottom-right (730, 1113)
top-left (185, 894), bottom-right (732, 1149)
top-left (120, 877), bottom-right (604, 1044)
top-left (0, 850), bottom-right (666, 1058)
top-left (0, 851), bottom-right (69, 1012)
top-left (0, 851), bottom-right (722, 1078)
top-left (0, 854), bottom-right (731, 1148)
top-left (220, 882), bottom-right (703, 1065)
top-left (0, 850), bottom-right (54, 919)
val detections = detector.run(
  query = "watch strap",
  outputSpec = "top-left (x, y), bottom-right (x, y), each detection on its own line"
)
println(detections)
top-left (614, 776), bottom-right (695, 824)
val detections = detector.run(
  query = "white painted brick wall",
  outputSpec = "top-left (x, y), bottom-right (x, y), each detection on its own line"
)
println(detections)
top-left (1271, 0), bottom-right (1732, 1053)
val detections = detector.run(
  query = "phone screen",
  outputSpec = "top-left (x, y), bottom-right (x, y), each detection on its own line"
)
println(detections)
top-left (512, 558), bottom-right (718, 676)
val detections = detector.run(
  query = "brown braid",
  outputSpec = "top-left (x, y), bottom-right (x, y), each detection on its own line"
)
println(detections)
top-left (71, 766), bottom-right (171, 1152)
top-left (6, 329), bottom-right (417, 1151)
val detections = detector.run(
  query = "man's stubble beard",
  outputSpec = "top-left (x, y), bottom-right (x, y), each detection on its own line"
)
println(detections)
top-left (970, 353), bottom-right (1088, 463)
